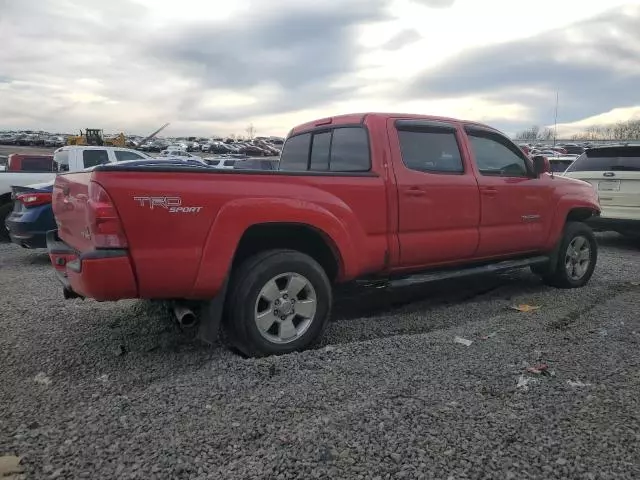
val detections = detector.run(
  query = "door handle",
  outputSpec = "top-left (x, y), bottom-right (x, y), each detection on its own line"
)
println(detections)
top-left (480, 187), bottom-right (498, 196)
top-left (603, 172), bottom-right (615, 177)
top-left (405, 187), bottom-right (426, 197)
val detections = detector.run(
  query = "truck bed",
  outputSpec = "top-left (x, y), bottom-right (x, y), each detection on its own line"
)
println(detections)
top-left (52, 162), bottom-right (389, 299)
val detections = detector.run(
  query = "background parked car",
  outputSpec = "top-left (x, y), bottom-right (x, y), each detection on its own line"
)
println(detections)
top-left (564, 145), bottom-right (640, 238)
top-left (4, 181), bottom-right (54, 248)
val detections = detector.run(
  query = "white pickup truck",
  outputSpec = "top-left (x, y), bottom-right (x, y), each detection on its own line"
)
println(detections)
top-left (0, 146), bottom-right (153, 238)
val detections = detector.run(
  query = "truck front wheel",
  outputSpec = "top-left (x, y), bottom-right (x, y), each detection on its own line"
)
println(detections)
top-left (225, 249), bottom-right (332, 357)
top-left (535, 221), bottom-right (598, 288)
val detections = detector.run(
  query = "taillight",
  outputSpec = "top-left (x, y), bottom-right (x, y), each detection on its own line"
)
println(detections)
top-left (16, 192), bottom-right (52, 207)
top-left (87, 181), bottom-right (128, 248)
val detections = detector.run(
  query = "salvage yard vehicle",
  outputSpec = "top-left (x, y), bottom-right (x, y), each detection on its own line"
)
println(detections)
top-left (4, 181), bottom-right (55, 248)
top-left (1, 156), bottom-right (59, 239)
top-left (4, 153), bottom-right (54, 172)
top-left (564, 145), bottom-right (640, 238)
top-left (53, 145), bottom-right (152, 171)
top-left (1, 146), bottom-right (152, 241)
top-left (47, 113), bottom-right (601, 357)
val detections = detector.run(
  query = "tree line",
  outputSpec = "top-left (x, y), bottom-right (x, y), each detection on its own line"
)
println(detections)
top-left (515, 119), bottom-right (640, 142)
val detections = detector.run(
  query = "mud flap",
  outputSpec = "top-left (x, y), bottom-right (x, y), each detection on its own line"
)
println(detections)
top-left (546, 229), bottom-right (565, 274)
top-left (197, 276), bottom-right (229, 345)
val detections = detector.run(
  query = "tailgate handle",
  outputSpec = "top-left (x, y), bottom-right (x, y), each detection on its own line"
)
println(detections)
top-left (62, 186), bottom-right (70, 195)
top-left (603, 172), bottom-right (615, 177)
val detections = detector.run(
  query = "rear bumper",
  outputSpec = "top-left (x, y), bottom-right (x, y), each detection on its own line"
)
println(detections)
top-left (587, 216), bottom-right (640, 233)
top-left (46, 230), bottom-right (138, 301)
top-left (7, 229), bottom-right (47, 249)
top-left (5, 205), bottom-right (54, 249)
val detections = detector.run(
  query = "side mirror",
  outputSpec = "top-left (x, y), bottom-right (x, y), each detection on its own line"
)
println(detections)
top-left (532, 155), bottom-right (550, 176)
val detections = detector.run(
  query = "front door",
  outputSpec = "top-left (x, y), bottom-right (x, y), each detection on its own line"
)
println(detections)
top-left (389, 119), bottom-right (481, 269)
top-left (464, 126), bottom-right (552, 257)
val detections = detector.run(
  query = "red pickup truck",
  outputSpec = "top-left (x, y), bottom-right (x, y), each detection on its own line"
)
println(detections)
top-left (48, 113), bottom-right (600, 357)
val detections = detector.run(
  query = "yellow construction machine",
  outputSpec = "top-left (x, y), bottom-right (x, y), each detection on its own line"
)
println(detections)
top-left (66, 129), bottom-right (126, 147)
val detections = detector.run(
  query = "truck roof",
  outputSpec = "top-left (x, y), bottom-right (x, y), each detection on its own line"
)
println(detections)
top-left (287, 112), bottom-right (502, 137)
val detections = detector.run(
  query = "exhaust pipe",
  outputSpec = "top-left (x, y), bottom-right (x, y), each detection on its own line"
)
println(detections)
top-left (173, 304), bottom-right (197, 329)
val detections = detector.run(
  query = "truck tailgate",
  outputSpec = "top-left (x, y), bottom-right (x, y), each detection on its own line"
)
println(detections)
top-left (52, 172), bottom-right (94, 252)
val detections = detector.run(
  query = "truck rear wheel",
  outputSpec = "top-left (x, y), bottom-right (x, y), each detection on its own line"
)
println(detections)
top-left (225, 249), bottom-right (332, 357)
top-left (535, 221), bottom-right (597, 288)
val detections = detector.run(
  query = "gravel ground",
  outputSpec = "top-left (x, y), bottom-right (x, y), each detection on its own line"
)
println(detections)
top-left (1, 234), bottom-right (639, 479)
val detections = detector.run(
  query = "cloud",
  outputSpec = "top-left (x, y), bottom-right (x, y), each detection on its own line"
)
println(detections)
top-left (406, 5), bottom-right (640, 128)
top-left (0, 0), bottom-right (399, 133)
top-left (382, 29), bottom-right (423, 50)
top-left (0, 0), bottom-right (634, 137)
top-left (145, 1), bottom-right (391, 118)
top-left (411, 0), bottom-right (456, 7)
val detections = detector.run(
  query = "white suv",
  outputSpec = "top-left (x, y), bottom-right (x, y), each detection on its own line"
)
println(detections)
top-left (563, 145), bottom-right (640, 238)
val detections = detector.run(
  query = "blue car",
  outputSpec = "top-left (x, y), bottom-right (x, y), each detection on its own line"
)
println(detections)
top-left (4, 181), bottom-right (55, 249)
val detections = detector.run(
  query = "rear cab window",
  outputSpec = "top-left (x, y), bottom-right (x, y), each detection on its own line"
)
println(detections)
top-left (279, 127), bottom-right (370, 173)
top-left (18, 157), bottom-right (54, 172)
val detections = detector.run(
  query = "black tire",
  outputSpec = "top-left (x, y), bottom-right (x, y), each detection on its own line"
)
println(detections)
top-left (0, 202), bottom-right (13, 241)
top-left (224, 249), bottom-right (332, 357)
top-left (537, 221), bottom-right (598, 288)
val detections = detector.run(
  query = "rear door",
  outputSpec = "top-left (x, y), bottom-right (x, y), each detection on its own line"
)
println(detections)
top-left (388, 119), bottom-right (481, 268)
top-left (564, 147), bottom-right (640, 221)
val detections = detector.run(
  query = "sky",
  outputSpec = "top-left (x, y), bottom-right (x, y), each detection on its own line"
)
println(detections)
top-left (0, 0), bottom-right (639, 138)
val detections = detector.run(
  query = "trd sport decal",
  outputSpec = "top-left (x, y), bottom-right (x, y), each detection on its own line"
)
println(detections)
top-left (133, 196), bottom-right (203, 213)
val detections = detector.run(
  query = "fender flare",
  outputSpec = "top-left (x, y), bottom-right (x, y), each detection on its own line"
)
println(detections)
top-left (544, 195), bottom-right (600, 250)
top-left (190, 197), bottom-right (366, 296)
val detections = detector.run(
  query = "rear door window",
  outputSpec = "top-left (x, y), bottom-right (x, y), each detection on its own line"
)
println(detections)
top-left (82, 150), bottom-right (110, 168)
top-left (397, 129), bottom-right (463, 173)
top-left (114, 150), bottom-right (146, 161)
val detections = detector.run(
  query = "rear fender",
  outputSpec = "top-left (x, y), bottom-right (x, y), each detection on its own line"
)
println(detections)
top-left (191, 197), bottom-right (363, 296)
